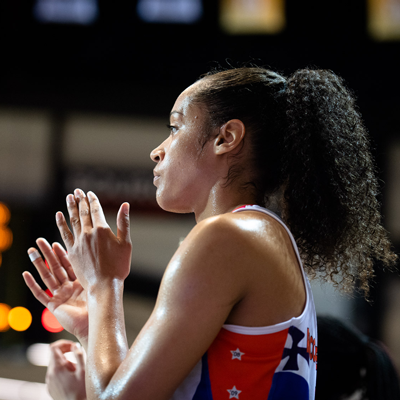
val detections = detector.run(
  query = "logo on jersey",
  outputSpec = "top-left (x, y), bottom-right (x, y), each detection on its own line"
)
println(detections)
top-left (307, 327), bottom-right (318, 369)
top-left (281, 326), bottom-right (309, 371)
top-left (227, 386), bottom-right (241, 399)
top-left (230, 348), bottom-right (244, 360)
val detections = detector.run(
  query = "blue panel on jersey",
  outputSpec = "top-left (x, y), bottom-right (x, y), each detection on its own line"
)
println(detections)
top-left (193, 353), bottom-right (213, 400)
top-left (268, 372), bottom-right (309, 400)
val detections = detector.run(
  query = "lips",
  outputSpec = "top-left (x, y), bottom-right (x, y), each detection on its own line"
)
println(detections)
top-left (153, 170), bottom-right (160, 185)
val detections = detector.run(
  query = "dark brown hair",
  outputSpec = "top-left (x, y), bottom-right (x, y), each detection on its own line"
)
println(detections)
top-left (193, 66), bottom-right (397, 296)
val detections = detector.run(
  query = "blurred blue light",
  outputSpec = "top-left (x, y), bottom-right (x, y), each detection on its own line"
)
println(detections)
top-left (34, 0), bottom-right (99, 25)
top-left (137, 0), bottom-right (203, 24)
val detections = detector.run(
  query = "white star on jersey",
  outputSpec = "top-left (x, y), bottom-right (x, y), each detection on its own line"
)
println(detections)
top-left (227, 386), bottom-right (241, 399)
top-left (231, 348), bottom-right (245, 360)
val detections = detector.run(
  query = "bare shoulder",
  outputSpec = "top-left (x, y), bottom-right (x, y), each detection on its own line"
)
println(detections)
top-left (158, 213), bottom-right (261, 310)
top-left (185, 210), bottom-right (284, 246)
top-left (163, 210), bottom-right (288, 287)
top-left (193, 210), bottom-right (291, 256)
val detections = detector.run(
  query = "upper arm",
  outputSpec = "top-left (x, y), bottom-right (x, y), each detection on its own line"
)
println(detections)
top-left (105, 216), bottom-right (250, 400)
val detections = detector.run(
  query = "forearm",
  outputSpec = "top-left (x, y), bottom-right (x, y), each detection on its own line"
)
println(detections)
top-left (86, 279), bottom-right (129, 399)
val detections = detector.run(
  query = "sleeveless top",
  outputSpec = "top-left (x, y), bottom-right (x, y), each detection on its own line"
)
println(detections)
top-left (170, 205), bottom-right (318, 400)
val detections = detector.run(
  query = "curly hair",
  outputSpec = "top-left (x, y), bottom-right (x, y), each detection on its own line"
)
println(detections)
top-left (193, 66), bottom-right (397, 296)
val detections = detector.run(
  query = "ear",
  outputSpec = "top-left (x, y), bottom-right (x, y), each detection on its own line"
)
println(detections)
top-left (214, 119), bottom-right (246, 156)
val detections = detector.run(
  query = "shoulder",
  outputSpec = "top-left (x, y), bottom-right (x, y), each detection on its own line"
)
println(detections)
top-left (187, 210), bottom-right (283, 245)
top-left (159, 213), bottom-right (258, 307)
top-left (193, 210), bottom-right (288, 253)
top-left (162, 210), bottom-right (284, 290)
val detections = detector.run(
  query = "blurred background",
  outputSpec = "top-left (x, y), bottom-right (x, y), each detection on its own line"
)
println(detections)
top-left (0, 0), bottom-right (400, 398)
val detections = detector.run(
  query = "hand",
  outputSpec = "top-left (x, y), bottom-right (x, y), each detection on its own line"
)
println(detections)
top-left (46, 340), bottom-right (86, 400)
top-left (23, 239), bottom-right (88, 343)
top-left (55, 189), bottom-right (132, 290)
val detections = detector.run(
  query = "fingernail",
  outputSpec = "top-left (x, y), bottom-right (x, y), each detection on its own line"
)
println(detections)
top-left (56, 212), bottom-right (63, 222)
top-left (67, 194), bottom-right (75, 204)
top-left (74, 189), bottom-right (81, 199)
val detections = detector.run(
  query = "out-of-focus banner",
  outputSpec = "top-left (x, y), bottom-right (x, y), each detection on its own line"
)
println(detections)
top-left (219, 0), bottom-right (285, 34)
top-left (368, 0), bottom-right (400, 40)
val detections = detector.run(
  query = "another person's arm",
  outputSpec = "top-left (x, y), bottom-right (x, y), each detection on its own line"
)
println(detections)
top-left (46, 340), bottom-right (86, 400)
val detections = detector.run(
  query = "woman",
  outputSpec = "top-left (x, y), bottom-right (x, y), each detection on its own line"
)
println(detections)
top-left (23, 67), bottom-right (396, 400)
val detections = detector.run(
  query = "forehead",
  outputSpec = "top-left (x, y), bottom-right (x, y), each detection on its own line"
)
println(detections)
top-left (171, 80), bottom-right (205, 116)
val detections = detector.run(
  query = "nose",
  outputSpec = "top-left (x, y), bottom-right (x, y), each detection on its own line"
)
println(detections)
top-left (150, 144), bottom-right (165, 164)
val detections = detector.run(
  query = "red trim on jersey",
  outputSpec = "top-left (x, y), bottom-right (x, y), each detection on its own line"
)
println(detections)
top-left (231, 205), bottom-right (255, 213)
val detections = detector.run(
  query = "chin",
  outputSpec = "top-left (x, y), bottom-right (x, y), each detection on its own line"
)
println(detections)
top-left (156, 192), bottom-right (193, 214)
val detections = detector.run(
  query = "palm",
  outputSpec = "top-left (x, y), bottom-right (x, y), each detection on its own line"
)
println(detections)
top-left (47, 279), bottom-right (88, 339)
top-left (23, 240), bottom-right (89, 343)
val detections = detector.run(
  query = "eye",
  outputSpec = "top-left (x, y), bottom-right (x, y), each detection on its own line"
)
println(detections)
top-left (166, 124), bottom-right (178, 135)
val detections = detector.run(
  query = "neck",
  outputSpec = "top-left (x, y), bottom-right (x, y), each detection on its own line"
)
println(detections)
top-left (195, 181), bottom-right (258, 223)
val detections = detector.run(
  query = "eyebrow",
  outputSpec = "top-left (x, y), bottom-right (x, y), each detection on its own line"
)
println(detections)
top-left (170, 111), bottom-right (184, 117)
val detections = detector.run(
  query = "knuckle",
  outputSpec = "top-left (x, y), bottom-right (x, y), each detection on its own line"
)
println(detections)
top-left (51, 262), bottom-right (61, 271)
top-left (81, 231), bottom-right (92, 242)
top-left (80, 209), bottom-right (90, 217)
top-left (70, 217), bottom-right (80, 227)
top-left (42, 269), bottom-right (52, 279)
top-left (63, 231), bottom-right (73, 241)
top-left (91, 207), bottom-right (100, 214)
top-left (96, 226), bottom-right (108, 236)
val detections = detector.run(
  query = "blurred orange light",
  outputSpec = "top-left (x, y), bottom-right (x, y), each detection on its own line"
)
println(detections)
top-left (0, 226), bottom-right (13, 253)
top-left (220, 0), bottom-right (285, 34)
top-left (0, 303), bottom-right (11, 332)
top-left (42, 308), bottom-right (63, 333)
top-left (0, 203), bottom-right (11, 226)
top-left (8, 307), bottom-right (32, 331)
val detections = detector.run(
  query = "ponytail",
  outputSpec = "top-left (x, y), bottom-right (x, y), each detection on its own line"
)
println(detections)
top-left (282, 69), bottom-right (397, 295)
top-left (195, 66), bottom-right (397, 296)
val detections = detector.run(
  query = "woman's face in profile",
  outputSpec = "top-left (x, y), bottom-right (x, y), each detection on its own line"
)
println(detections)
top-left (150, 82), bottom-right (217, 214)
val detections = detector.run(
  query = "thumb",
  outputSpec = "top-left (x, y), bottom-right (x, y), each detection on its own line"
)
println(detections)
top-left (117, 202), bottom-right (131, 243)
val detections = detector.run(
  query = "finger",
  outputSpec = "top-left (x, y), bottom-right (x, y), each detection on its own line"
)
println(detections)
top-left (22, 271), bottom-right (51, 308)
top-left (52, 242), bottom-right (76, 281)
top-left (52, 346), bottom-right (76, 372)
top-left (87, 191), bottom-right (108, 227)
top-left (74, 189), bottom-right (92, 231)
top-left (66, 193), bottom-right (81, 237)
top-left (36, 238), bottom-right (69, 285)
top-left (72, 343), bottom-right (85, 374)
top-left (56, 211), bottom-right (74, 250)
top-left (117, 202), bottom-right (131, 244)
top-left (27, 247), bottom-right (60, 292)
top-left (50, 339), bottom-right (75, 353)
